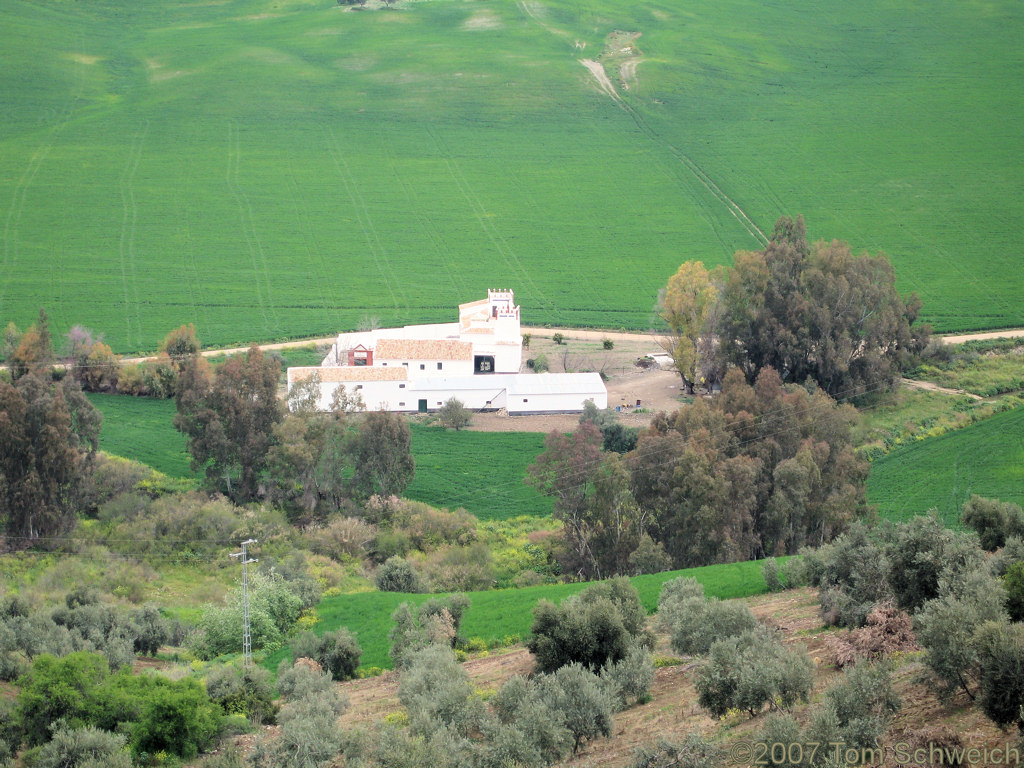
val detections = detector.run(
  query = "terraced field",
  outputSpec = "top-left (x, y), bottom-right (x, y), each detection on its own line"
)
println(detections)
top-left (2, 0), bottom-right (1022, 354)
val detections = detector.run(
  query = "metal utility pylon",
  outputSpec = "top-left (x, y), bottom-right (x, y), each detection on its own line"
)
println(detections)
top-left (229, 539), bottom-right (258, 666)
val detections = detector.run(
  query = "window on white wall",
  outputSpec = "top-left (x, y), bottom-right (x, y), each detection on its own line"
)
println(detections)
top-left (437, 362), bottom-right (443, 370)
top-left (399, 402), bottom-right (405, 407)
top-left (399, 384), bottom-right (406, 389)
top-left (420, 364), bottom-right (425, 370)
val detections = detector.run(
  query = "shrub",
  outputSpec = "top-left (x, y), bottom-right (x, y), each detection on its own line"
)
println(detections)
top-left (198, 744), bottom-right (245, 768)
top-left (0, 621), bottom-right (27, 682)
top-left (205, 663), bottom-right (277, 725)
top-left (486, 674), bottom-right (574, 765)
top-left (668, 597), bottom-right (758, 656)
top-left (762, 558), bottom-right (784, 592)
top-left (780, 555), bottom-right (810, 588)
top-left (79, 455), bottom-right (152, 514)
top-left (357, 725), bottom-right (467, 768)
top-left (808, 662), bottom-right (900, 755)
top-left (128, 676), bottom-right (222, 760)
top-left (308, 515), bottom-right (377, 561)
top-left (528, 578), bottom-right (651, 674)
top-left (626, 733), bottom-right (722, 768)
top-left (416, 543), bottom-right (494, 592)
top-left (531, 354), bottom-right (549, 373)
top-left (695, 628), bottom-right (813, 718)
top-left (395, 502), bottom-right (478, 550)
top-left (399, 644), bottom-right (480, 738)
top-left (290, 628), bottom-right (362, 681)
top-left (915, 567), bottom-right (1007, 700)
top-left (601, 641), bottom-right (655, 709)
top-left (389, 603), bottom-right (426, 670)
top-left (755, 714), bottom-right (805, 768)
top-left (253, 672), bottom-right (347, 768)
top-left (974, 620), bottom-right (1024, 729)
top-left (628, 535), bottom-right (671, 575)
top-left (132, 603), bottom-right (170, 657)
top-left (1004, 562), bottom-right (1024, 621)
top-left (552, 333), bottom-right (564, 345)
top-left (189, 601), bottom-right (281, 660)
top-left (375, 556), bottom-right (420, 593)
top-left (883, 515), bottom-right (984, 613)
top-left (813, 523), bottom-right (892, 627)
top-left (276, 658), bottom-right (335, 701)
top-left (602, 339), bottom-right (614, 350)
top-left (438, 398), bottom-right (472, 430)
top-left (16, 651), bottom-right (109, 746)
top-left (537, 663), bottom-right (614, 753)
top-left (388, 596), bottom-right (470, 669)
top-left (30, 724), bottom-right (132, 768)
top-left (962, 495), bottom-right (1024, 551)
top-left (993, 536), bottom-right (1024, 576)
top-left (656, 576), bottom-right (705, 630)
top-left (419, 594), bottom-right (470, 645)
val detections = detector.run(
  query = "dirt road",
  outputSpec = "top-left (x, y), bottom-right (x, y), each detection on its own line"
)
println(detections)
top-left (120, 325), bottom-right (1024, 365)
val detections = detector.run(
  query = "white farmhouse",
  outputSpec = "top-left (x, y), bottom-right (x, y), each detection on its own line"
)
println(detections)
top-left (287, 289), bottom-right (608, 414)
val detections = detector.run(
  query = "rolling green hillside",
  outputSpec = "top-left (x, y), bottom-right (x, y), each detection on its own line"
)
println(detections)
top-left (866, 405), bottom-right (1024, 526)
top-left (2, 0), bottom-right (1021, 353)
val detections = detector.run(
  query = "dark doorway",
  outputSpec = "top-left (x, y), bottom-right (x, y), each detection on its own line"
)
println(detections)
top-left (474, 355), bottom-right (495, 374)
top-left (418, 399), bottom-right (428, 413)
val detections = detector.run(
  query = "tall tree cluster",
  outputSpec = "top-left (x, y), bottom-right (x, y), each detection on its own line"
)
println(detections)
top-left (174, 345), bottom-right (283, 502)
top-left (660, 216), bottom-right (930, 400)
top-left (173, 346), bottom-right (414, 515)
top-left (529, 368), bottom-right (867, 576)
top-left (0, 310), bottom-right (101, 547)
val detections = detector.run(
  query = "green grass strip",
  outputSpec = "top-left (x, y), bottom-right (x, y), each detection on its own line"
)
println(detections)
top-left (263, 558), bottom-right (769, 672)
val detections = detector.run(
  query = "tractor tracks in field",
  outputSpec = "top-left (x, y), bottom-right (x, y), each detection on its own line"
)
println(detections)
top-left (323, 125), bottom-right (404, 313)
top-left (227, 120), bottom-right (279, 333)
top-left (426, 125), bottom-right (556, 313)
top-left (379, 126), bottom-right (469, 299)
top-left (119, 120), bottom-right (148, 350)
top-left (578, 57), bottom-right (768, 248)
top-left (1, 33), bottom-right (86, 315)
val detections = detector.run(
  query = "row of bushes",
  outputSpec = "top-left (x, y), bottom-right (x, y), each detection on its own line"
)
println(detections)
top-left (0, 650), bottom-right (221, 764)
top-left (0, 589), bottom-right (175, 682)
top-left (791, 503), bottom-right (1024, 738)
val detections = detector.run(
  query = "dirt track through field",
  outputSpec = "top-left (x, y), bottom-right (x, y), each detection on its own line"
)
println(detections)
top-left (119, 325), bottom-right (1024, 365)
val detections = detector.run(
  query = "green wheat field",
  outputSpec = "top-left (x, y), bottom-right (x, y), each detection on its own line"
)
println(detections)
top-left (866, 405), bottom-right (1024, 526)
top-left (3, 0), bottom-right (1022, 354)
